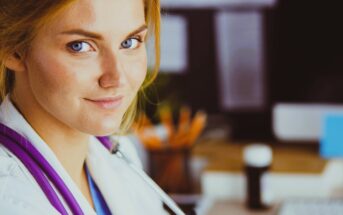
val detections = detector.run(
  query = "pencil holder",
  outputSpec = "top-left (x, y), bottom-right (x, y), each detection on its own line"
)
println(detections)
top-left (148, 147), bottom-right (193, 194)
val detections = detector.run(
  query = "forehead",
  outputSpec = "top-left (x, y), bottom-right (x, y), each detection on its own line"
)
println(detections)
top-left (44, 0), bottom-right (145, 37)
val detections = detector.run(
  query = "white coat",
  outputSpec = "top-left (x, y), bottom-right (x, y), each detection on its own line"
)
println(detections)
top-left (0, 96), bottom-right (168, 215)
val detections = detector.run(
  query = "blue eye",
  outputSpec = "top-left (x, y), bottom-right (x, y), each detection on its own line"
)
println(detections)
top-left (67, 41), bottom-right (93, 53)
top-left (121, 38), bottom-right (141, 49)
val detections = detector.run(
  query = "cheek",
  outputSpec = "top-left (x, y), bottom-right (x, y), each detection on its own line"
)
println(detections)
top-left (125, 53), bottom-right (147, 91)
top-left (27, 55), bottom-right (70, 98)
top-left (28, 53), bottom-right (93, 98)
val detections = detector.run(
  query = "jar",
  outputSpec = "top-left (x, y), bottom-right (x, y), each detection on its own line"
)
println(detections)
top-left (244, 144), bottom-right (273, 210)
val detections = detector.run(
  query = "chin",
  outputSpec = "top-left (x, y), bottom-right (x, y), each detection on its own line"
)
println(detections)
top-left (82, 119), bottom-right (121, 136)
top-left (96, 125), bottom-right (120, 136)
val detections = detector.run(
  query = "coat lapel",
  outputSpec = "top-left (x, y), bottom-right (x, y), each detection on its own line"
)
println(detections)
top-left (87, 137), bottom-right (168, 215)
top-left (0, 96), bottom-right (96, 214)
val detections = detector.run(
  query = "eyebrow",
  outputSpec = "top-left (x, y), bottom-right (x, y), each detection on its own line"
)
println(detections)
top-left (60, 24), bottom-right (148, 40)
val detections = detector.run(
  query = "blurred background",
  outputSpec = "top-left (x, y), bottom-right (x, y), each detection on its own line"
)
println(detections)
top-left (131, 0), bottom-right (343, 214)
top-left (145, 0), bottom-right (343, 141)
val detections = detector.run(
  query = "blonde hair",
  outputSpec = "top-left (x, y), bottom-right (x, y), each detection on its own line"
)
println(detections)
top-left (0, 0), bottom-right (161, 133)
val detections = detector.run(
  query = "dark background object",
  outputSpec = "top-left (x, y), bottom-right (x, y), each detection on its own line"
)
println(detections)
top-left (148, 0), bottom-right (343, 141)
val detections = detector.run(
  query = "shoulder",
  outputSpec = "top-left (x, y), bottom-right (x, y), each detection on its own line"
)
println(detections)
top-left (0, 146), bottom-right (24, 179)
top-left (0, 146), bottom-right (59, 215)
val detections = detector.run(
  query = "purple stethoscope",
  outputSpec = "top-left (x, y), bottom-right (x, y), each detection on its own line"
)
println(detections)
top-left (0, 122), bottom-right (187, 215)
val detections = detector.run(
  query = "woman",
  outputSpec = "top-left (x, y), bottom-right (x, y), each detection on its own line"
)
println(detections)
top-left (0, 0), bottom-right (184, 214)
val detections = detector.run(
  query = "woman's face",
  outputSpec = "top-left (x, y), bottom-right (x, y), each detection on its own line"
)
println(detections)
top-left (18, 0), bottom-right (147, 135)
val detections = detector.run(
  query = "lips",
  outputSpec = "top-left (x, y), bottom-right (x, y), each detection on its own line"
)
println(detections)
top-left (85, 96), bottom-right (123, 110)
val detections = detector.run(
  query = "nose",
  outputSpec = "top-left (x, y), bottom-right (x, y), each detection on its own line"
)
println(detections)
top-left (98, 51), bottom-right (124, 89)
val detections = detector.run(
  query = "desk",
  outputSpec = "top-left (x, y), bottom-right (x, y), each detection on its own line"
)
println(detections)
top-left (206, 200), bottom-right (279, 215)
top-left (191, 139), bottom-right (343, 207)
top-left (192, 138), bottom-right (327, 174)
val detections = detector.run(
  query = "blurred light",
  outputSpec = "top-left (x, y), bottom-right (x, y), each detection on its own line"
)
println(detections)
top-left (147, 14), bottom-right (188, 73)
top-left (216, 11), bottom-right (265, 111)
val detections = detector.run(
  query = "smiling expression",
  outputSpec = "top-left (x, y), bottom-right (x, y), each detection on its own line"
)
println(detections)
top-left (15, 0), bottom-right (147, 135)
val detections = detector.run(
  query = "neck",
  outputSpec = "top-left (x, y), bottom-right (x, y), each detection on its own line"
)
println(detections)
top-left (10, 94), bottom-right (90, 187)
top-left (45, 130), bottom-right (90, 185)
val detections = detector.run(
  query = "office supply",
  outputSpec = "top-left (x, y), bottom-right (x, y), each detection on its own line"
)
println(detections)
top-left (320, 114), bottom-right (343, 158)
top-left (244, 144), bottom-right (273, 209)
top-left (273, 104), bottom-right (343, 141)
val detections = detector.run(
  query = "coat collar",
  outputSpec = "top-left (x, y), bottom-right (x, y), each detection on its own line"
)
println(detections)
top-left (0, 95), bottom-right (96, 214)
top-left (0, 95), bottom-right (166, 215)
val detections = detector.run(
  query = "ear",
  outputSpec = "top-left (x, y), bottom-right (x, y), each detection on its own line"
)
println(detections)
top-left (4, 52), bottom-right (26, 73)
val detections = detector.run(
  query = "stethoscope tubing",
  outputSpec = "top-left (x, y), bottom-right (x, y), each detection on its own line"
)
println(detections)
top-left (0, 134), bottom-right (68, 214)
top-left (0, 123), bottom-right (83, 214)
top-left (0, 122), bottom-right (187, 215)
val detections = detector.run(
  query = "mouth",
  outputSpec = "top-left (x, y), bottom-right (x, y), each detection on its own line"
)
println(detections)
top-left (84, 96), bottom-right (124, 110)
